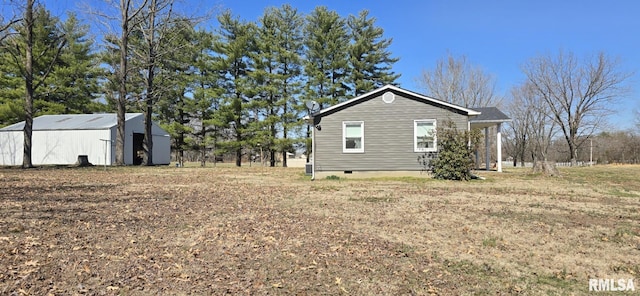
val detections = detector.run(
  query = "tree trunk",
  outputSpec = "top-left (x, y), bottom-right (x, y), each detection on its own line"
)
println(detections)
top-left (569, 143), bottom-right (578, 166)
top-left (235, 148), bottom-right (242, 167)
top-left (22, 0), bottom-right (34, 168)
top-left (282, 150), bottom-right (287, 167)
top-left (200, 120), bottom-right (206, 167)
top-left (270, 150), bottom-right (275, 167)
top-left (115, 0), bottom-right (129, 166)
top-left (142, 0), bottom-right (157, 166)
top-left (143, 102), bottom-right (153, 165)
top-left (532, 160), bottom-right (560, 176)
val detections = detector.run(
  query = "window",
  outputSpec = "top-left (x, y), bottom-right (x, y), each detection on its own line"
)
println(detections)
top-left (414, 119), bottom-right (436, 152)
top-left (343, 121), bottom-right (364, 153)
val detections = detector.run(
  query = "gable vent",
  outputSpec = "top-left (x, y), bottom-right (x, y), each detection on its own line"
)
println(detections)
top-left (382, 91), bottom-right (395, 103)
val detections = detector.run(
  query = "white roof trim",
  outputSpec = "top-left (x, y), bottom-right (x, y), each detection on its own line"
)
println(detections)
top-left (470, 118), bottom-right (512, 123)
top-left (313, 85), bottom-right (481, 116)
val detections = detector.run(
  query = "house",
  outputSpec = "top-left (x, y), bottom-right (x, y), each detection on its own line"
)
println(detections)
top-left (0, 113), bottom-right (171, 166)
top-left (308, 85), bottom-right (510, 179)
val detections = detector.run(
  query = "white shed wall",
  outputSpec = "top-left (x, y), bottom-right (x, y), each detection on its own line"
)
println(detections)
top-left (152, 127), bottom-right (171, 165)
top-left (123, 116), bottom-right (170, 165)
top-left (35, 129), bottom-right (112, 165)
top-left (0, 131), bottom-right (22, 166)
top-left (0, 129), bottom-right (112, 166)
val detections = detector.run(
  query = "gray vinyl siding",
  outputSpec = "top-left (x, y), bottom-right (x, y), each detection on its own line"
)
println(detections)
top-left (314, 93), bottom-right (468, 172)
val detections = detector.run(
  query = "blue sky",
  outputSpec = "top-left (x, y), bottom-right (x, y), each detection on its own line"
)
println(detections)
top-left (28, 0), bottom-right (640, 129)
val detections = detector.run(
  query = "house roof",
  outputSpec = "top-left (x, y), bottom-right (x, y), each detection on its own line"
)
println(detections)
top-left (0, 113), bottom-right (143, 131)
top-left (311, 84), bottom-right (481, 117)
top-left (469, 107), bottom-right (511, 122)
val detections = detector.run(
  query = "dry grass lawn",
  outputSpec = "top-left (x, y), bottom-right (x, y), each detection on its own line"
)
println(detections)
top-left (1, 164), bottom-right (639, 295)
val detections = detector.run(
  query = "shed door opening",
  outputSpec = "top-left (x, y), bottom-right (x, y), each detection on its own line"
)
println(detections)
top-left (133, 133), bottom-right (144, 165)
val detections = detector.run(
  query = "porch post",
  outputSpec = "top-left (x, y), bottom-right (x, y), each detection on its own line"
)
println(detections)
top-left (496, 123), bottom-right (502, 172)
top-left (485, 127), bottom-right (490, 171)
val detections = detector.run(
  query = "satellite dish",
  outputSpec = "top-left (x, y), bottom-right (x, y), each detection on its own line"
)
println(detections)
top-left (305, 100), bottom-right (321, 113)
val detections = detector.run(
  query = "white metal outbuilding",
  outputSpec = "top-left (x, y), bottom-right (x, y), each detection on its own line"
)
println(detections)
top-left (0, 113), bottom-right (171, 166)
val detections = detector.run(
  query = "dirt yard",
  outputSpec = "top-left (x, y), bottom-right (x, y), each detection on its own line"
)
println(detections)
top-left (1, 165), bottom-right (639, 295)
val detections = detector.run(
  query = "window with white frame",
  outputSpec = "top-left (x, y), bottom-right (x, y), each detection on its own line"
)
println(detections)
top-left (414, 119), bottom-right (437, 152)
top-left (343, 121), bottom-right (364, 153)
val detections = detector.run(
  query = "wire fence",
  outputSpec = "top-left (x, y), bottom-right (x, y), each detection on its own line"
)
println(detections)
top-left (502, 161), bottom-right (598, 168)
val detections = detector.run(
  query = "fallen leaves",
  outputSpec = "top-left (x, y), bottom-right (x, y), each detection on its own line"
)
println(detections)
top-left (0, 166), bottom-right (639, 295)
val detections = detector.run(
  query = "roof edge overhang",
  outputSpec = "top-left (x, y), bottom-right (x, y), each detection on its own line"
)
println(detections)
top-left (311, 84), bottom-right (481, 117)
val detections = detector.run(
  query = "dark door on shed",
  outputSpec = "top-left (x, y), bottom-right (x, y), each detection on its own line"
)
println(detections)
top-left (133, 133), bottom-right (144, 165)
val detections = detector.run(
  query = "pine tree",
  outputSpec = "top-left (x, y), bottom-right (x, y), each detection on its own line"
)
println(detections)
top-left (212, 11), bottom-right (256, 167)
top-left (153, 19), bottom-right (199, 167)
top-left (347, 10), bottom-right (400, 96)
top-left (252, 5), bottom-right (304, 167)
top-left (0, 5), bottom-right (67, 126)
top-left (303, 6), bottom-right (351, 162)
top-left (190, 30), bottom-right (224, 167)
top-left (44, 13), bottom-right (105, 114)
top-left (273, 5), bottom-right (304, 167)
top-left (303, 6), bottom-right (350, 108)
top-left (251, 7), bottom-right (281, 166)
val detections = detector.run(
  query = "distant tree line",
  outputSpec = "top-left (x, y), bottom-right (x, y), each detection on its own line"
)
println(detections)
top-left (417, 51), bottom-right (634, 168)
top-left (0, 1), bottom-right (399, 168)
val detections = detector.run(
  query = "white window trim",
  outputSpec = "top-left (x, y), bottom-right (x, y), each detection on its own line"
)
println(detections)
top-left (343, 121), bottom-right (364, 153)
top-left (414, 119), bottom-right (437, 152)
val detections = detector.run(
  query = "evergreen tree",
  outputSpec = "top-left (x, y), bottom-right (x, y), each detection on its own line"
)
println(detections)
top-left (212, 11), bottom-right (256, 167)
top-left (252, 5), bottom-right (304, 167)
top-left (303, 6), bottom-right (350, 162)
top-left (44, 13), bottom-right (105, 114)
top-left (153, 19), bottom-right (198, 166)
top-left (303, 6), bottom-right (350, 108)
top-left (0, 5), bottom-right (66, 126)
top-left (189, 30), bottom-right (224, 167)
top-left (251, 7), bottom-right (281, 166)
top-left (273, 5), bottom-right (304, 167)
top-left (347, 10), bottom-right (400, 96)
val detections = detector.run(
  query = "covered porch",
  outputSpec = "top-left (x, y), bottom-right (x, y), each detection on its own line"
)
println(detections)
top-left (469, 107), bottom-right (512, 172)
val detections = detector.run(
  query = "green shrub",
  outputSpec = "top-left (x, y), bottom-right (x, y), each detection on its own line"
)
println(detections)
top-left (430, 120), bottom-right (477, 181)
top-left (325, 175), bottom-right (340, 180)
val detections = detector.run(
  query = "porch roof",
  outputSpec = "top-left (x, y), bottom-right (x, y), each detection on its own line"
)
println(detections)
top-left (469, 107), bottom-right (511, 129)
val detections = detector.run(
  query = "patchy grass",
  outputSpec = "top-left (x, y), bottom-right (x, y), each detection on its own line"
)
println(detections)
top-left (1, 165), bottom-right (640, 294)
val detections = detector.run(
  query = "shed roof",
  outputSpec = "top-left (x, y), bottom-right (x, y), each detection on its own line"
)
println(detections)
top-left (311, 85), bottom-right (481, 117)
top-left (0, 113), bottom-right (142, 131)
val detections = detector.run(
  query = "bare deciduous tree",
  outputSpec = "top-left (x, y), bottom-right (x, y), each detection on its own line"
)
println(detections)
top-left (506, 82), bottom-right (557, 167)
top-left (505, 85), bottom-right (532, 167)
top-left (0, 11), bottom-right (21, 43)
top-left (91, 0), bottom-right (149, 165)
top-left (417, 52), bottom-right (501, 108)
top-left (131, 0), bottom-right (208, 166)
top-left (523, 50), bottom-right (632, 166)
